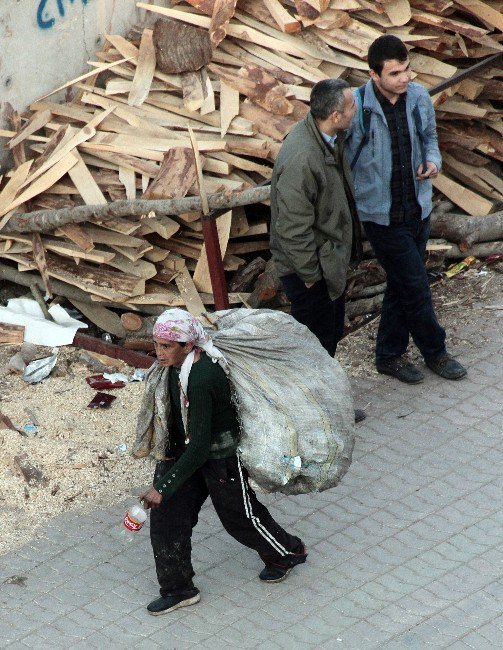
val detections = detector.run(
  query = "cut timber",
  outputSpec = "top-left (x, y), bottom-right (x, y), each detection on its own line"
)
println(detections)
top-left (129, 28), bottom-right (156, 106)
top-left (0, 323), bottom-right (25, 345)
top-left (220, 82), bottom-right (240, 137)
top-left (152, 17), bottom-right (212, 74)
top-left (106, 251), bottom-right (157, 279)
top-left (7, 110), bottom-right (52, 150)
top-left (121, 312), bottom-right (143, 331)
top-left (188, 127), bottom-right (210, 214)
top-left (239, 102), bottom-right (295, 140)
top-left (181, 70), bottom-right (206, 112)
top-left (56, 224), bottom-right (94, 253)
top-left (208, 63), bottom-right (293, 116)
top-left (264, 0), bottom-right (301, 33)
top-left (16, 252), bottom-right (145, 301)
top-left (175, 266), bottom-right (209, 317)
top-left (68, 153), bottom-right (108, 205)
top-left (0, 160), bottom-right (33, 228)
top-left (31, 233), bottom-right (52, 298)
top-left (430, 210), bottom-right (503, 249)
top-left (384, 0), bottom-right (412, 26)
top-left (432, 174), bottom-right (493, 216)
top-left (454, 0), bottom-right (503, 32)
top-left (35, 58), bottom-right (133, 101)
top-left (209, 0), bottom-right (239, 48)
top-left (193, 210), bottom-right (232, 292)
top-left (0, 153), bottom-right (78, 219)
top-left (69, 300), bottom-right (127, 338)
top-left (118, 166), bottom-right (137, 201)
top-left (145, 216), bottom-right (180, 240)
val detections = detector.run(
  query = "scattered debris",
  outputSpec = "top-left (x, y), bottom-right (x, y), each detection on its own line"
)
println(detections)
top-left (23, 350), bottom-right (58, 384)
top-left (87, 392), bottom-right (117, 409)
top-left (13, 454), bottom-right (48, 487)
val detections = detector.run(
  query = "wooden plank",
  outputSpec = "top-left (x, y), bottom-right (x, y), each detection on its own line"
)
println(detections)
top-left (384, 0), bottom-right (412, 26)
top-left (0, 323), bottom-right (25, 346)
top-left (0, 160), bottom-right (33, 228)
top-left (35, 57), bottom-right (133, 101)
top-left (455, 0), bottom-right (503, 32)
top-left (58, 224), bottom-right (95, 252)
top-left (119, 166), bottom-right (137, 201)
top-left (31, 233), bottom-right (53, 298)
top-left (432, 173), bottom-right (493, 216)
top-left (209, 0), bottom-right (239, 48)
top-left (144, 216), bottom-right (180, 240)
top-left (7, 110), bottom-right (52, 150)
top-left (128, 28), bottom-right (156, 106)
top-left (175, 266), bottom-right (208, 317)
top-left (200, 68), bottom-right (216, 116)
top-left (193, 210), bottom-right (232, 292)
top-left (188, 128), bottom-right (210, 215)
top-left (181, 71), bottom-right (206, 112)
top-left (68, 152), bottom-right (108, 205)
top-left (0, 153), bottom-right (78, 219)
top-left (105, 251), bottom-right (157, 279)
top-left (264, 0), bottom-right (301, 33)
top-left (15, 252), bottom-right (145, 301)
top-left (110, 241), bottom-right (153, 262)
top-left (144, 148), bottom-right (198, 200)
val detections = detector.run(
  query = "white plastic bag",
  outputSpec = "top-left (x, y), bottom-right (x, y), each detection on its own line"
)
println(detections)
top-left (210, 309), bottom-right (355, 494)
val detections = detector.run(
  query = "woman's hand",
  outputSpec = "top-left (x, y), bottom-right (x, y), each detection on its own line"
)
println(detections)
top-left (140, 487), bottom-right (163, 509)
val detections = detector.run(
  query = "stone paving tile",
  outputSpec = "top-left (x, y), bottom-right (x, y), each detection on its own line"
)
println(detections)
top-left (2, 293), bottom-right (502, 648)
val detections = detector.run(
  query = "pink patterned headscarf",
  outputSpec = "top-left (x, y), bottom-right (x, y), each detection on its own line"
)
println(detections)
top-left (153, 309), bottom-right (229, 438)
top-left (153, 308), bottom-right (209, 345)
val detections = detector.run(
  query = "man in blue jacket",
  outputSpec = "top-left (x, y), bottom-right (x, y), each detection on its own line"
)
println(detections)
top-left (345, 35), bottom-right (467, 384)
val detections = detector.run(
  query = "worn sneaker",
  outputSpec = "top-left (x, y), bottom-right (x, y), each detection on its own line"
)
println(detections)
top-left (425, 353), bottom-right (467, 380)
top-left (147, 589), bottom-right (200, 615)
top-left (259, 545), bottom-right (308, 583)
top-left (376, 355), bottom-right (424, 384)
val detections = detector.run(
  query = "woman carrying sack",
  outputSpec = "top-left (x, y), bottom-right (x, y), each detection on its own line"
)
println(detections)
top-left (135, 309), bottom-right (306, 616)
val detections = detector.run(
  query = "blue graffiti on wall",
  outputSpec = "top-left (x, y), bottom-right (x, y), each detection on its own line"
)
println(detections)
top-left (37, 0), bottom-right (91, 30)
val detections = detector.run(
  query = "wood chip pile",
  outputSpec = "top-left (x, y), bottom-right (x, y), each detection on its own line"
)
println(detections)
top-left (0, 0), bottom-right (502, 326)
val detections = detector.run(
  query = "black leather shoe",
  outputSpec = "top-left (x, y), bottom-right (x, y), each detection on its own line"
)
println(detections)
top-left (425, 353), bottom-right (467, 380)
top-left (354, 409), bottom-right (366, 423)
top-left (147, 589), bottom-right (200, 615)
top-left (376, 356), bottom-right (424, 384)
top-left (259, 545), bottom-right (307, 583)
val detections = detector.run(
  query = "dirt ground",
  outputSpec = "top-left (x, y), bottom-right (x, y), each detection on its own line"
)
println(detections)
top-left (0, 265), bottom-right (501, 555)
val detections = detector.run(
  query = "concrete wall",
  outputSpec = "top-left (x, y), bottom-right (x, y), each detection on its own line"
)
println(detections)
top-left (0, 0), bottom-right (160, 170)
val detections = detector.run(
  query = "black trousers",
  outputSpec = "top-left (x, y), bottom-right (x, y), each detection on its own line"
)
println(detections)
top-left (364, 216), bottom-right (446, 364)
top-left (150, 455), bottom-right (302, 597)
top-left (281, 273), bottom-right (345, 357)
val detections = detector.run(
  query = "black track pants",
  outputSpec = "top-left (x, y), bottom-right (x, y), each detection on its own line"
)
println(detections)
top-left (149, 455), bottom-right (302, 597)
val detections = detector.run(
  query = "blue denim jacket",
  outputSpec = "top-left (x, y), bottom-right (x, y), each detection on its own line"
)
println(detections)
top-left (344, 81), bottom-right (442, 225)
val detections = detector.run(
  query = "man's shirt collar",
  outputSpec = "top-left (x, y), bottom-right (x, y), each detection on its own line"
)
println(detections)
top-left (321, 131), bottom-right (338, 149)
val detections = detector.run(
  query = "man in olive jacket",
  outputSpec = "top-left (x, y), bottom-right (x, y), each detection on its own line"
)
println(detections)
top-left (270, 79), bottom-right (362, 358)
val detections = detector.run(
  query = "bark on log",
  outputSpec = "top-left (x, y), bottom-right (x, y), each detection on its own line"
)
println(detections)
top-left (5, 186), bottom-right (271, 234)
top-left (0, 262), bottom-right (164, 316)
top-left (430, 210), bottom-right (503, 250)
top-left (444, 241), bottom-right (503, 259)
top-left (345, 294), bottom-right (384, 319)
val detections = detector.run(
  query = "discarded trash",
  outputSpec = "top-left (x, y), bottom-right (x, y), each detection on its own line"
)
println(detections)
top-left (87, 392), bottom-right (117, 409)
top-left (3, 576), bottom-right (27, 587)
top-left (23, 351), bottom-right (58, 384)
top-left (476, 270), bottom-right (489, 276)
top-left (0, 412), bottom-right (19, 433)
top-left (22, 424), bottom-right (38, 436)
top-left (102, 333), bottom-right (113, 343)
top-left (131, 369), bottom-right (145, 382)
top-left (444, 256), bottom-right (476, 279)
top-left (103, 372), bottom-right (129, 384)
top-left (85, 374), bottom-right (126, 389)
top-left (0, 298), bottom-right (87, 346)
top-left (116, 443), bottom-right (128, 454)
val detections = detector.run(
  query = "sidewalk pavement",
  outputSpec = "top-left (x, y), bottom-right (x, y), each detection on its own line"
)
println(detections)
top-left (1, 291), bottom-right (502, 650)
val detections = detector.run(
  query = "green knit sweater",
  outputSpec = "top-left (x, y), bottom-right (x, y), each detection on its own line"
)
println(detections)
top-left (154, 352), bottom-right (239, 498)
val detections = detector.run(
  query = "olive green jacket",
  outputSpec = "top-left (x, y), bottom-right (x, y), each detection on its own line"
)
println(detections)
top-left (270, 112), bottom-right (360, 300)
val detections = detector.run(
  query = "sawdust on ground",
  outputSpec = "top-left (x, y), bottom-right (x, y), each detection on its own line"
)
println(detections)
top-left (0, 266), bottom-right (501, 555)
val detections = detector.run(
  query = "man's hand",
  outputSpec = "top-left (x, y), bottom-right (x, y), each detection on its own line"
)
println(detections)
top-left (140, 487), bottom-right (163, 509)
top-left (416, 161), bottom-right (438, 180)
top-left (305, 282), bottom-right (315, 289)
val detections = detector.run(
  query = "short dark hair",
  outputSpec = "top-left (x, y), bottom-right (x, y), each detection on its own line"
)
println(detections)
top-left (310, 79), bottom-right (349, 121)
top-left (368, 35), bottom-right (408, 76)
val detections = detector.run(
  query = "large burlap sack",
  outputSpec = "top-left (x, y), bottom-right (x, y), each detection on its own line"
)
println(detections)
top-left (210, 309), bottom-right (355, 495)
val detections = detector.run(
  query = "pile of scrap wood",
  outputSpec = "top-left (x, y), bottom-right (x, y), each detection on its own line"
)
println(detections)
top-left (0, 0), bottom-right (502, 330)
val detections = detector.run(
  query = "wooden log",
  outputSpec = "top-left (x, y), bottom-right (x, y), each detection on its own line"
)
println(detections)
top-left (430, 210), bottom-right (503, 250)
top-left (345, 294), bottom-right (384, 319)
top-left (6, 186), bottom-right (271, 234)
top-left (153, 18), bottom-right (212, 74)
top-left (444, 241), bottom-right (503, 259)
